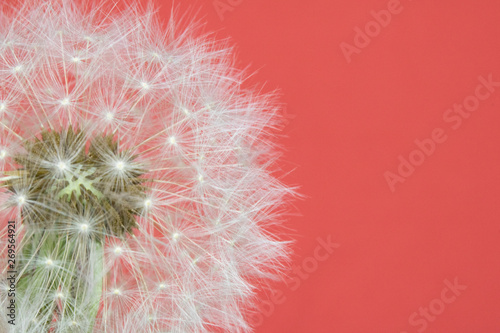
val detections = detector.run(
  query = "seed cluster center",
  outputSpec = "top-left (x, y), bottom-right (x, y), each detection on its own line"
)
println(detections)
top-left (7, 128), bottom-right (145, 238)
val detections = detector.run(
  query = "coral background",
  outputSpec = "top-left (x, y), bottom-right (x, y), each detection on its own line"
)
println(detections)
top-left (31, 0), bottom-right (500, 332)
top-left (192, 1), bottom-right (500, 332)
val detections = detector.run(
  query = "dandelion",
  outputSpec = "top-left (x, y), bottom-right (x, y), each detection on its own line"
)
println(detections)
top-left (0, 0), bottom-right (293, 332)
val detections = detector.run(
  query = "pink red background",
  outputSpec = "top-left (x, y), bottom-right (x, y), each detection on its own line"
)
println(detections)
top-left (109, 0), bottom-right (500, 332)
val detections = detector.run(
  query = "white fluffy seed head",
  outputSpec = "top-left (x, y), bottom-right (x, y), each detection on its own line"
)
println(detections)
top-left (0, 1), bottom-right (294, 332)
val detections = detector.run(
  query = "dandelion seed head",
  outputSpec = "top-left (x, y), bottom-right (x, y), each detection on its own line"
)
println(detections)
top-left (0, 1), bottom-right (293, 331)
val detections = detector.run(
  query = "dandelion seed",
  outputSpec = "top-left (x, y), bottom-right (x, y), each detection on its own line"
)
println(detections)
top-left (16, 195), bottom-right (26, 205)
top-left (57, 161), bottom-right (68, 171)
top-left (115, 161), bottom-right (125, 171)
top-left (12, 65), bottom-right (23, 73)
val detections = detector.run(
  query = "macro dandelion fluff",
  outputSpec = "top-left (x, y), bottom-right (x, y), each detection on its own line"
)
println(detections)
top-left (0, 0), bottom-right (294, 332)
